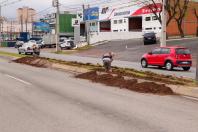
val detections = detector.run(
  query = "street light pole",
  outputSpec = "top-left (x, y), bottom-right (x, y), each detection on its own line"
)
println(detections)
top-left (160, 0), bottom-right (167, 47)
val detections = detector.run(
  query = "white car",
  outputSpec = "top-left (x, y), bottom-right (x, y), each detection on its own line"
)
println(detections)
top-left (15, 41), bottom-right (24, 48)
top-left (60, 40), bottom-right (75, 50)
top-left (18, 40), bottom-right (40, 55)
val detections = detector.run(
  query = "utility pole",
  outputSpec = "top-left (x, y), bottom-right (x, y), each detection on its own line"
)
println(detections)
top-left (0, 5), bottom-right (2, 44)
top-left (26, 8), bottom-right (28, 32)
top-left (196, 54), bottom-right (198, 83)
top-left (20, 15), bottom-right (23, 32)
top-left (160, 0), bottom-right (167, 47)
top-left (53, 0), bottom-right (60, 52)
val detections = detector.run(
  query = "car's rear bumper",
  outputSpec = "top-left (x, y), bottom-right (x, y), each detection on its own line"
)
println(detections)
top-left (144, 39), bottom-right (156, 44)
top-left (174, 60), bottom-right (192, 67)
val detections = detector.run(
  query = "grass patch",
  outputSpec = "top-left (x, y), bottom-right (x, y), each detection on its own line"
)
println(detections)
top-left (0, 51), bottom-right (26, 58)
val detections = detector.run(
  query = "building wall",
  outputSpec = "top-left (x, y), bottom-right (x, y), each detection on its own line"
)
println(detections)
top-left (111, 18), bottom-right (129, 32)
top-left (2, 21), bottom-right (32, 33)
top-left (167, 1), bottom-right (198, 36)
top-left (17, 7), bottom-right (36, 23)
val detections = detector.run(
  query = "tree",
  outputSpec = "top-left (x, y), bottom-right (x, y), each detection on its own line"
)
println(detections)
top-left (174, 0), bottom-right (189, 38)
top-left (166, 0), bottom-right (179, 26)
top-left (139, 0), bottom-right (178, 27)
top-left (193, 7), bottom-right (198, 36)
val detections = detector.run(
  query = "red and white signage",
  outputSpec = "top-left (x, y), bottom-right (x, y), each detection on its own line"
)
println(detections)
top-left (99, 3), bottom-right (162, 20)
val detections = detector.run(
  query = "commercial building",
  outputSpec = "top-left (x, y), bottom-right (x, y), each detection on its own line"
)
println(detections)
top-left (81, 1), bottom-right (162, 43)
top-left (44, 12), bottom-right (76, 36)
top-left (17, 7), bottom-right (37, 23)
top-left (78, 0), bottom-right (198, 44)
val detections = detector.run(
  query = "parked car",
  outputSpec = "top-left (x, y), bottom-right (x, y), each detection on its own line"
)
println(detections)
top-left (141, 46), bottom-right (192, 71)
top-left (60, 39), bottom-right (75, 50)
top-left (29, 38), bottom-right (44, 48)
top-left (18, 40), bottom-right (40, 55)
top-left (143, 32), bottom-right (157, 45)
top-left (15, 37), bottom-right (25, 48)
top-left (15, 40), bottom-right (24, 48)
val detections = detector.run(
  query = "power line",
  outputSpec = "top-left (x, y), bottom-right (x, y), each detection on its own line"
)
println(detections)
top-left (1, 0), bottom-right (23, 7)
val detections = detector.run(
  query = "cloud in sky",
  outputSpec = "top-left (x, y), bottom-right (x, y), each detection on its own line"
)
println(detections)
top-left (2, 0), bottom-right (85, 18)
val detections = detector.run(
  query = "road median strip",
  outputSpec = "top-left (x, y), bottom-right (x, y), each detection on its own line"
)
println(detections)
top-left (11, 56), bottom-right (197, 96)
top-left (0, 51), bottom-right (197, 97)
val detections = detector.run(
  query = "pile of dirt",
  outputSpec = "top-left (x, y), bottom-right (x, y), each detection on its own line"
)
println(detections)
top-left (13, 56), bottom-right (193, 87)
top-left (76, 71), bottom-right (174, 95)
top-left (13, 56), bottom-right (51, 68)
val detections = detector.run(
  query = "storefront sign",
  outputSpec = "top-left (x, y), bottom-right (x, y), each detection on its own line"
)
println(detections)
top-left (99, 3), bottom-right (162, 20)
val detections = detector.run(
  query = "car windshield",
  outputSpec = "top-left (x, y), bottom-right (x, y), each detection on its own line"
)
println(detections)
top-left (144, 33), bottom-right (155, 37)
top-left (30, 38), bottom-right (42, 41)
top-left (176, 48), bottom-right (191, 54)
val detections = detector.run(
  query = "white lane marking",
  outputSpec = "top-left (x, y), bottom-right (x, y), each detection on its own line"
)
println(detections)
top-left (182, 96), bottom-right (198, 101)
top-left (5, 74), bottom-right (32, 85)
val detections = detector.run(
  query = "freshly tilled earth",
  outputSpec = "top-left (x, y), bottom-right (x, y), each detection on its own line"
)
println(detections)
top-left (76, 71), bottom-right (174, 95)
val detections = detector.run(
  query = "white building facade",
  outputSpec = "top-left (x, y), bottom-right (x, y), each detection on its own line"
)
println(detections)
top-left (82, 0), bottom-right (162, 43)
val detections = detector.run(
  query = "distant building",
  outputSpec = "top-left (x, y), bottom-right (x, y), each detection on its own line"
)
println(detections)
top-left (17, 7), bottom-right (37, 24)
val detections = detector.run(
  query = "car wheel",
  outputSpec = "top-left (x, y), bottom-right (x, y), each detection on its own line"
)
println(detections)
top-left (25, 52), bottom-right (28, 55)
top-left (18, 51), bottom-right (21, 54)
top-left (165, 61), bottom-right (173, 71)
top-left (182, 67), bottom-right (190, 71)
top-left (141, 59), bottom-right (148, 68)
top-left (36, 52), bottom-right (40, 55)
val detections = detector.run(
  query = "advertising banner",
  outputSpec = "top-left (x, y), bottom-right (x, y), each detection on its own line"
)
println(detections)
top-left (84, 7), bottom-right (99, 21)
top-left (33, 22), bottom-right (50, 32)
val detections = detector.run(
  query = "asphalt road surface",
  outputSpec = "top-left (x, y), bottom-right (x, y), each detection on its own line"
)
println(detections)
top-left (0, 47), bottom-right (196, 79)
top-left (76, 38), bottom-right (198, 67)
top-left (0, 57), bottom-right (198, 132)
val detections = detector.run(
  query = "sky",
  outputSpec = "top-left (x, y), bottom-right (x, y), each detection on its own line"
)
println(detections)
top-left (1, 0), bottom-right (86, 18)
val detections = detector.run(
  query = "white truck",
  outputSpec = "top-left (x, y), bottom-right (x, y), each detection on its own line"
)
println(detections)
top-left (42, 34), bottom-right (56, 48)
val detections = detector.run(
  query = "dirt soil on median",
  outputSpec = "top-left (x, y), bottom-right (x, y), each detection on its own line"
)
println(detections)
top-left (76, 71), bottom-right (174, 95)
top-left (13, 56), bottom-right (195, 95)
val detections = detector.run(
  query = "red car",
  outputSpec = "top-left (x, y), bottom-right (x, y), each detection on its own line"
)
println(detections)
top-left (141, 46), bottom-right (192, 71)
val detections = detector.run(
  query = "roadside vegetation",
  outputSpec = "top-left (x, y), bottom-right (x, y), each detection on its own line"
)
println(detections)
top-left (0, 51), bottom-right (26, 58)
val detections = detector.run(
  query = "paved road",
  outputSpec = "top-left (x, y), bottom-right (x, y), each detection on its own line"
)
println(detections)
top-left (0, 57), bottom-right (198, 132)
top-left (0, 47), bottom-right (196, 79)
top-left (76, 38), bottom-right (198, 66)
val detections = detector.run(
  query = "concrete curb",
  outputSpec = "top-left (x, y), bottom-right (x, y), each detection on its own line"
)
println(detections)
top-left (167, 37), bottom-right (198, 42)
top-left (91, 40), bottom-right (109, 46)
top-left (169, 85), bottom-right (198, 98)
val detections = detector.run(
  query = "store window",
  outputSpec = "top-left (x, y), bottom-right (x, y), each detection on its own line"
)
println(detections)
top-left (119, 19), bottom-right (123, 24)
top-left (114, 20), bottom-right (117, 24)
top-left (145, 17), bottom-right (151, 21)
top-left (92, 23), bottom-right (96, 26)
top-left (145, 28), bottom-right (152, 30)
top-left (152, 16), bottom-right (158, 20)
